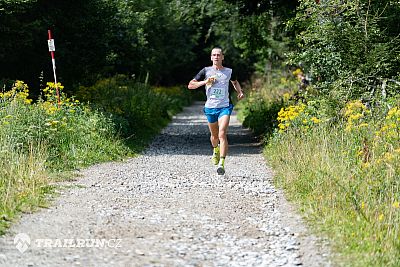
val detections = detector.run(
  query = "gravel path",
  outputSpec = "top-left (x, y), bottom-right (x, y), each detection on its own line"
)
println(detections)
top-left (0, 102), bottom-right (331, 267)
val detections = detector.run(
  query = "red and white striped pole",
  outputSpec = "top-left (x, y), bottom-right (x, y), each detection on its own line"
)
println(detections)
top-left (47, 30), bottom-right (60, 106)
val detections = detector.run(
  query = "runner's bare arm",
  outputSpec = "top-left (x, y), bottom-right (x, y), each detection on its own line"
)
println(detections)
top-left (231, 80), bottom-right (244, 99)
top-left (188, 77), bottom-right (214, 90)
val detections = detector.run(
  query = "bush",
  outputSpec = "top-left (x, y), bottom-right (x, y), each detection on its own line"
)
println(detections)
top-left (236, 72), bottom-right (298, 137)
top-left (76, 75), bottom-right (193, 139)
top-left (287, 0), bottom-right (400, 101)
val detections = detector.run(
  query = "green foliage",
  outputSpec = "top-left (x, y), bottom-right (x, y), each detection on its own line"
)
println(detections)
top-left (106, 0), bottom-right (199, 84)
top-left (0, 0), bottom-right (117, 90)
top-left (168, 0), bottom-right (249, 79)
top-left (237, 71), bottom-right (298, 137)
top-left (287, 0), bottom-right (400, 101)
top-left (238, 93), bottom-right (283, 136)
top-left (75, 75), bottom-right (192, 142)
top-left (0, 0), bottom-right (299, 88)
top-left (238, 29), bottom-right (400, 262)
top-left (170, 0), bottom-right (298, 81)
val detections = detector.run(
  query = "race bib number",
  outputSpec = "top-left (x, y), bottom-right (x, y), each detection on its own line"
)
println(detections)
top-left (210, 87), bottom-right (225, 99)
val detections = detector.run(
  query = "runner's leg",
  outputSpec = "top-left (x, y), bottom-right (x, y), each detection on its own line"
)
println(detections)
top-left (208, 121), bottom-right (220, 164)
top-left (218, 115), bottom-right (230, 157)
top-left (208, 122), bottom-right (219, 148)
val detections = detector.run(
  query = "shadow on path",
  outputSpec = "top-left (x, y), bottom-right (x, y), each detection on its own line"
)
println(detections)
top-left (147, 102), bottom-right (262, 156)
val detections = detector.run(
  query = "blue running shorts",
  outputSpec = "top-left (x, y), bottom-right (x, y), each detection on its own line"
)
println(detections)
top-left (203, 104), bottom-right (234, 123)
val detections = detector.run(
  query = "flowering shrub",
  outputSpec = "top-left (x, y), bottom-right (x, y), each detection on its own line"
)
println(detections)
top-left (0, 80), bottom-right (32, 105)
top-left (0, 80), bottom-right (128, 168)
top-left (277, 102), bottom-right (323, 133)
top-left (343, 100), bottom-right (371, 132)
top-left (75, 75), bottom-right (191, 137)
top-left (377, 107), bottom-right (400, 141)
top-left (277, 103), bottom-right (306, 132)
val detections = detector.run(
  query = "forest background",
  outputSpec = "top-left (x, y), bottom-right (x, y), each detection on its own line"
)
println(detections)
top-left (1, 0), bottom-right (400, 266)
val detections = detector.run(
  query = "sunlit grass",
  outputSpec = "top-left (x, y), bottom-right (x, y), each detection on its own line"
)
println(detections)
top-left (265, 122), bottom-right (400, 266)
top-left (0, 139), bottom-right (50, 233)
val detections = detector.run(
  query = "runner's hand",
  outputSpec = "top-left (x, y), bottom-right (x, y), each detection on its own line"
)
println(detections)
top-left (206, 76), bottom-right (216, 86)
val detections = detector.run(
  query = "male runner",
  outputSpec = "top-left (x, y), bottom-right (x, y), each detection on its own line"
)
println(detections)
top-left (188, 47), bottom-right (244, 175)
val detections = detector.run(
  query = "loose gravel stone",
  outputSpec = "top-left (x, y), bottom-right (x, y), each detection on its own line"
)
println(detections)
top-left (0, 102), bottom-right (331, 267)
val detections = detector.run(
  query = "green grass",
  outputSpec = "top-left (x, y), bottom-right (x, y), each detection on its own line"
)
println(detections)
top-left (0, 139), bottom-right (54, 233)
top-left (264, 124), bottom-right (400, 266)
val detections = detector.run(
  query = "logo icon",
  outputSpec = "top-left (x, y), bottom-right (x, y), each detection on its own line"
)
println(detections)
top-left (14, 233), bottom-right (31, 253)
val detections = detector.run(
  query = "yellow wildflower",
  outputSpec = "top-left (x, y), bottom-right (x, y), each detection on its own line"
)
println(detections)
top-left (357, 123), bottom-right (368, 128)
top-left (292, 68), bottom-right (302, 76)
top-left (311, 117), bottom-right (321, 124)
top-left (361, 162), bottom-right (370, 169)
top-left (386, 107), bottom-right (400, 119)
top-left (349, 113), bottom-right (363, 121)
top-left (383, 152), bottom-right (394, 162)
top-left (283, 93), bottom-right (290, 102)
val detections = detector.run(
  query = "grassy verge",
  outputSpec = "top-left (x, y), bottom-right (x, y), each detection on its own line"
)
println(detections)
top-left (237, 73), bottom-right (400, 266)
top-left (0, 78), bottom-right (192, 234)
top-left (265, 124), bottom-right (400, 266)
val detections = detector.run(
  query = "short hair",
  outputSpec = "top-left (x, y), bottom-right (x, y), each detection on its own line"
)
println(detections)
top-left (211, 47), bottom-right (223, 55)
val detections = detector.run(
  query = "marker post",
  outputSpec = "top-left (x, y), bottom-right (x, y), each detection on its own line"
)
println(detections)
top-left (47, 30), bottom-right (60, 107)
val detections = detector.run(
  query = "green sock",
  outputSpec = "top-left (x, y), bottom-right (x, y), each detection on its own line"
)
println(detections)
top-left (219, 157), bottom-right (225, 166)
top-left (213, 145), bottom-right (220, 154)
